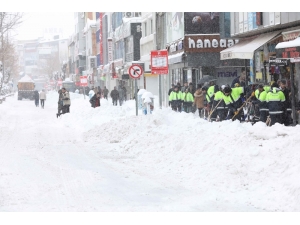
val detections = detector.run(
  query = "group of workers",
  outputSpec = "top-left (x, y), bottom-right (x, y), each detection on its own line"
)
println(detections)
top-left (168, 76), bottom-right (297, 126)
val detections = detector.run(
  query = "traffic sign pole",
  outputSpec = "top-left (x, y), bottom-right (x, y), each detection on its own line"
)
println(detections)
top-left (129, 64), bottom-right (143, 116)
top-left (83, 86), bottom-right (85, 99)
top-left (135, 79), bottom-right (138, 116)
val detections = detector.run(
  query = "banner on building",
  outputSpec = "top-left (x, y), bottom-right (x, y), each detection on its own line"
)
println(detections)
top-left (166, 12), bottom-right (184, 44)
top-left (107, 38), bottom-right (113, 63)
top-left (184, 12), bottom-right (220, 34)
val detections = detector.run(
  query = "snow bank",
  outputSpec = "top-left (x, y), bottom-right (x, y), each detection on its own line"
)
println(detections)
top-left (45, 91), bottom-right (300, 211)
top-left (2, 90), bottom-right (300, 212)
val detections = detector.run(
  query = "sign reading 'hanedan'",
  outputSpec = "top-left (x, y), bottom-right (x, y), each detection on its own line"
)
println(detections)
top-left (184, 35), bottom-right (239, 53)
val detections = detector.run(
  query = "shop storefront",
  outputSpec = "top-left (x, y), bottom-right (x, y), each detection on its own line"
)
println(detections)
top-left (220, 31), bottom-right (282, 85)
top-left (275, 36), bottom-right (300, 125)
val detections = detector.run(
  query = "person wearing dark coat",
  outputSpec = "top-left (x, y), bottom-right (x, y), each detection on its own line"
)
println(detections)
top-left (118, 85), bottom-right (125, 106)
top-left (110, 86), bottom-right (119, 106)
top-left (103, 86), bottom-right (109, 100)
top-left (56, 89), bottom-right (64, 118)
top-left (90, 92), bottom-right (101, 108)
top-left (34, 90), bottom-right (39, 107)
top-left (231, 69), bottom-right (246, 88)
top-left (279, 79), bottom-right (292, 126)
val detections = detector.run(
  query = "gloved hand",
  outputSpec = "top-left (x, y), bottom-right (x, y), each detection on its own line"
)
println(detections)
top-left (234, 111), bottom-right (239, 116)
top-left (251, 92), bottom-right (255, 97)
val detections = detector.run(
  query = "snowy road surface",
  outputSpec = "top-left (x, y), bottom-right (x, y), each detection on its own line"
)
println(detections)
top-left (1, 92), bottom-right (300, 212)
top-left (0, 95), bottom-right (187, 211)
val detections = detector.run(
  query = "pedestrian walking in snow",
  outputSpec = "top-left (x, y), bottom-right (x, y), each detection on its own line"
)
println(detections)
top-left (123, 85), bottom-right (127, 101)
top-left (90, 92), bottom-right (101, 108)
top-left (193, 84), bottom-right (205, 118)
top-left (110, 87), bottom-right (119, 106)
top-left (34, 90), bottom-right (39, 107)
top-left (103, 86), bottom-right (109, 100)
top-left (61, 87), bottom-right (71, 114)
top-left (39, 89), bottom-right (46, 109)
top-left (57, 89), bottom-right (63, 118)
top-left (118, 85), bottom-right (125, 106)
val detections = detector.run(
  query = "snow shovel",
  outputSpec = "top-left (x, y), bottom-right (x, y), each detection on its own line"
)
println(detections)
top-left (208, 99), bottom-right (223, 122)
top-left (231, 95), bottom-right (253, 120)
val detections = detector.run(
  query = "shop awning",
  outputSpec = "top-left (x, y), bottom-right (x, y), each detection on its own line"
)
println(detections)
top-left (276, 37), bottom-right (300, 49)
top-left (275, 37), bottom-right (300, 62)
top-left (168, 52), bottom-right (184, 64)
top-left (220, 31), bottom-right (281, 60)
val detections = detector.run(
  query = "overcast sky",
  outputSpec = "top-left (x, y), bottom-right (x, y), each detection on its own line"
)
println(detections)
top-left (14, 12), bottom-right (75, 41)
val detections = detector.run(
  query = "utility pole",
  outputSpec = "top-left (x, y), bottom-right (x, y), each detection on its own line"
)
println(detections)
top-left (156, 12), bottom-right (162, 109)
top-left (289, 60), bottom-right (297, 126)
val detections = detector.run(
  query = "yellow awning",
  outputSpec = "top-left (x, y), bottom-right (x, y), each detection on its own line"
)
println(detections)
top-left (144, 73), bottom-right (158, 77)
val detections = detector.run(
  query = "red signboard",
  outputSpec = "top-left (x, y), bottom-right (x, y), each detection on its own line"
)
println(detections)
top-left (57, 79), bottom-right (62, 86)
top-left (99, 12), bottom-right (103, 66)
top-left (276, 46), bottom-right (300, 59)
top-left (151, 50), bottom-right (169, 74)
top-left (256, 12), bottom-right (263, 26)
top-left (80, 76), bottom-right (88, 87)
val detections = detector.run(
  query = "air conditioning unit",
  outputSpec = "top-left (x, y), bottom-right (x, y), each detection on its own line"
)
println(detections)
top-left (134, 12), bottom-right (142, 17)
top-left (89, 56), bottom-right (96, 69)
top-left (125, 12), bottom-right (133, 18)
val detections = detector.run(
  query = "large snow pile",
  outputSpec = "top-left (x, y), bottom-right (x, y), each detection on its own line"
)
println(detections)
top-left (53, 91), bottom-right (300, 211)
top-left (1, 90), bottom-right (300, 213)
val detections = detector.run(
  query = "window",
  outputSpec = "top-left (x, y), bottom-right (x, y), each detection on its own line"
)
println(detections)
top-left (112, 12), bottom-right (123, 31)
top-left (144, 22), bottom-right (147, 37)
top-left (150, 19), bottom-right (153, 34)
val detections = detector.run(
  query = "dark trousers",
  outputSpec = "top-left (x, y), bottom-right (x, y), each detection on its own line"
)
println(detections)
top-left (35, 99), bottom-right (39, 106)
top-left (259, 110), bottom-right (268, 123)
top-left (104, 95), bottom-right (108, 100)
top-left (270, 113), bottom-right (283, 126)
top-left (171, 100), bottom-right (182, 112)
top-left (198, 108), bottom-right (203, 117)
top-left (217, 109), bottom-right (227, 121)
top-left (183, 103), bottom-right (193, 113)
top-left (283, 110), bottom-right (293, 126)
top-left (62, 105), bottom-right (70, 114)
top-left (112, 99), bottom-right (118, 106)
top-left (40, 99), bottom-right (45, 108)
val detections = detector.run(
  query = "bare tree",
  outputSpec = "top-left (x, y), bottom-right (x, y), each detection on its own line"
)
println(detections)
top-left (39, 52), bottom-right (60, 80)
top-left (0, 12), bottom-right (23, 93)
top-left (0, 39), bottom-right (18, 83)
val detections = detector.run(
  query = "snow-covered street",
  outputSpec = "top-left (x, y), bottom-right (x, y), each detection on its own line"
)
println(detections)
top-left (1, 91), bottom-right (300, 212)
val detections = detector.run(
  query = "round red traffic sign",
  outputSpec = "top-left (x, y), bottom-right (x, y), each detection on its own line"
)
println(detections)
top-left (129, 65), bottom-right (143, 79)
